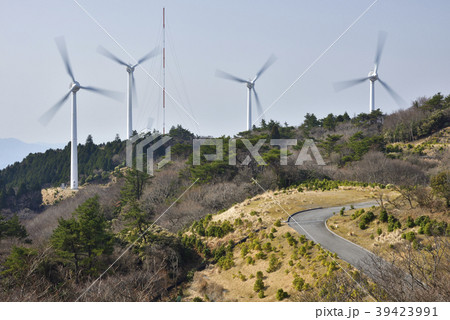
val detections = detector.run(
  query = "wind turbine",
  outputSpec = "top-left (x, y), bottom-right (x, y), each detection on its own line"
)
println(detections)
top-left (97, 45), bottom-right (159, 139)
top-left (335, 31), bottom-right (405, 113)
top-left (216, 55), bottom-right (276, 131)
top-left (39, 37), bottom-right (121, 190)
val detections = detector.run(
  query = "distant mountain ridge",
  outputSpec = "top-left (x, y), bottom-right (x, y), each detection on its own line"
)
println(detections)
top-left (0, 138), bottom-right (63, 169)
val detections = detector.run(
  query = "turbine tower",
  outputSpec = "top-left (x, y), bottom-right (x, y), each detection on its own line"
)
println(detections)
top-left (335, 31), bottom-right (405, 112)
top-left (97, 45), bottom-right (158, 139)
top-left (216, 55), bottom-right (276, 131)
top-left (40, 37), bottom-right (121, 190)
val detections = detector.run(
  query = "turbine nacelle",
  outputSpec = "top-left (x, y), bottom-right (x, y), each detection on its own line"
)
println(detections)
top-left (368, 70), bottom-right (378, 82)
top-left (70, 81), bottom-right (81, 92)
top-left (246, 81), bottom-right (254, 89)
top-left (126, 65), bottom-right (135, 73)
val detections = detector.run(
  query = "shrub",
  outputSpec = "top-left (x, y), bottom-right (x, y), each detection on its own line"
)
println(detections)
top-left (263, 242), bottom-right (273, 252)
top-left (1, 246), bottom-right (37, 280)
top-left (359, 221), bottom-right (367, 230)
top-left (351, 209), bottom-right (364, 220)
top-left (293, 276), bottom-right (305, 291)
top-left (402, 231), bottom-right (416, 242)
top-left (377, 228), bottom-right (382, 236)
top-left (240, 245), bottom-right (249, 258)
top-left (415, 215), bottom-right (431, 227)
top-left (339, 207), bottom-right (345, 216)
top-left (286, 235), bottom-right (298, 247)
top-left (256, 271), bottom-right (264, 280)
top-left (253, 279), bottom-right (265, 292)
top-left (192, 297), bottom-right (203, 302)
top-left (0, 214), bottom-right (28, 240)
top-left (267, 254), bottom-right (281, 273)
top-left (246, 256), bottom-right (255, 265)
top-left (268, 233), bottom-right (275, 240)
top-left (406, 216), bottom-right (415, 228)
top-left (258, 290), bottom-right (265, 299)
top-left (255, 252), bottom-right (267, 260)
top-left (250, 210), bottom-right (258, 216)
top-left (276, 289), bottom-right (288, 301)
top-left (379, 209), bottom-right (388, 223)
top-left (274, 220), bottom-right (282, 227)
top-left (387, 215), bottom-right (401, 232)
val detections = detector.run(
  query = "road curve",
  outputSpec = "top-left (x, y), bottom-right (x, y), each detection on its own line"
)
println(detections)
top-left (288, 201), bottom-right (384, 278)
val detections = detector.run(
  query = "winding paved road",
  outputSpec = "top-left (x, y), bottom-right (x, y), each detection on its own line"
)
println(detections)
top-left (288, 201), bottom-right (386, 280)
top-left (288, 201), bottom-right (418, 298)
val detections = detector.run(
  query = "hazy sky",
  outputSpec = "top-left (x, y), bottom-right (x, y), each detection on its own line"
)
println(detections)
top-left (1, 0), bottom-right (449, 144)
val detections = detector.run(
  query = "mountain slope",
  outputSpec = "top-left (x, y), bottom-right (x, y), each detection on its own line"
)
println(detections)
top-left (0, 138), bottom-right (62, 170)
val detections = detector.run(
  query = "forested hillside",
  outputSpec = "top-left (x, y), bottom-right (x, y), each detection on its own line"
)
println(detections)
top-left (0, 92), bottom-right (449, 301)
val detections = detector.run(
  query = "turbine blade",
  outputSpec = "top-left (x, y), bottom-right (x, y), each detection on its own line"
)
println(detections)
top-left (81, 86), bottom-right (124, 101)
top-left (39, 91), bottom-right (71, 126)
top-left (215, 69), bottom-right (247, 83)
top-left (55, 36), bottom-right (75, 82)
top-left (378, 79), bottom-right (407, 107)
top-left (374, 31), bottom-right (387, 69)
top-left (333, 77), bottom-right (369, 91)
top-left (253, 88), bottom-right (264, 120)
top-left (135, 46), bottom-right (159, 66)
top-left (254, 54), bottom-right (277, 81)
top-left (97, 45), bottom-right (128, 66)
top-left (131, 73), bottom-right (138, 108)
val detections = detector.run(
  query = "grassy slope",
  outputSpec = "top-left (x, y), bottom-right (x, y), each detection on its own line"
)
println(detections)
top-left (327, 196), bottom-right (450, 259)
top-left (183, 187), bottom-right (378, 301)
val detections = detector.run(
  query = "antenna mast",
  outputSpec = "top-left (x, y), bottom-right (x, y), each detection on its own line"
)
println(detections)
top-left (162, 7), bottom-right (166, 134)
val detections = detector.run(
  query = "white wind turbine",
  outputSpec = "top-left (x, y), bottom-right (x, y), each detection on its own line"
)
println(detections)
top-left (335, 31), bottom-right (405, 113)
top-left (97, 46), bottom-right (159, 139)
top-left (216, 55), bottom-right (276, 131)
top-left (40, 37), bottom-right (121, 190)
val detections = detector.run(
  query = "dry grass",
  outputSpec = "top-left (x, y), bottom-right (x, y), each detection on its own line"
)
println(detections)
top-left (41, 187), bottom-right (78, 206)
top-left (25, 181), bottom-right (123, 245)
top-left (184, 187), bottom-right (377, 301)
top-left (327, 199), bottom-right (450, 258)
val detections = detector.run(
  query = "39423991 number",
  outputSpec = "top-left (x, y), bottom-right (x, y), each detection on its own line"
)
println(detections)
top-left (375, 306), bottom-right (437, 317)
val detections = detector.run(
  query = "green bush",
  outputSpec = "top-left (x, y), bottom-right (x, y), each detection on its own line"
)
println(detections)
top-left (359, 221), bottom-right (367, 230)
top-left (217, 252), bottom-right (235, 270)
top-left (274, 220), bottom-right (282, 227)
top-left (402, 231), bottom-right (416, 242)
top-left (0, 214), bottom-right (28, 240)
top-left (263, 242), bottom-right (273, 252)
top-left (379, 209), bottom-right (388, 223)
top-left (293, 276), bottom-right (305, 291)
top-left (406, 216), bottom-right (415, 228)
top-left (258, 290), bottom-right (265, 299)
top-left (246, 256), bottom-right (255, 265)
top-left (240, 244), bottom-right (249, 258)
top-left (255, 252), bottom-right (267, 260)
top-left (254, 279), bottom-right (265, 292)
top-left (377, 228), bottom-right (382, 236)
top-left (267, 254), bottom-right (281, 273)
top-left (276, 289), bottom-right (288, 301)
top-left (351, 209), bottom-right (364, 220)
top-left (387, 215), bottom-right (401, 232)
